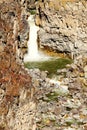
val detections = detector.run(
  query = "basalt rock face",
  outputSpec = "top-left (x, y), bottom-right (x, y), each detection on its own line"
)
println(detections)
top-left (36, 0), bottom-right (87, 57)
top-left (0, 0), bottom-right (29, 60)
top-left (0, 1), bottom-right (35, 130)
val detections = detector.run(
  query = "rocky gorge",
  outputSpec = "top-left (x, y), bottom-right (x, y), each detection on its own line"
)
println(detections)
top-left (0, 0), bottom-right (87, 130)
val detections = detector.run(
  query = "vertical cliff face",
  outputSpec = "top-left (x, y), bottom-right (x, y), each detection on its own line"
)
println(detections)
top-left (0, 1), bottom-right (36, 129)
top-left (36, 0), bottom-right (87, 57)
top-left (0, 0), bottom-right (30, 62)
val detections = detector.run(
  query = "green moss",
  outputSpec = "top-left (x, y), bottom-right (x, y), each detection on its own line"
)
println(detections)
top-left (66, 121), bottom-right (73, 126)
top-left (65, 119), bottom-right (77, 126)
top-left (77, 121), bottom-right (84, 125)
top-left (46, 92), bottom-right (59, 101)
top-left (24, 58), bottom-right (72, 78)
top-left (66, 119), bottom-right (84, 126)
top-left (30, 10), bottom-right (36, 15)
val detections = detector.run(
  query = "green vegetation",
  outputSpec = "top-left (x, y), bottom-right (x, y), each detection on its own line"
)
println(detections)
top-left (65, 118), bottom-right (84, 126)
top-left (30, 10), bottom-right (36, 15)
top-left (24, 58), bottom-right (72, 77)
top-left (45, 90), bottom-right (69, 102)
top-left (46, 92), bottom-right (59, 101)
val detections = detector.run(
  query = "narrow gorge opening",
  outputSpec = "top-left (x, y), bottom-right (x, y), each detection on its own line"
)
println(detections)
top-left (24, 15), bottom-right (72, 78)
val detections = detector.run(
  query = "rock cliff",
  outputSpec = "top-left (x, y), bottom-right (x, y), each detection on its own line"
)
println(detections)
top-left (0, 0), bottom-right (35, 129)
top-left (0, 0), bottom-right (87, 130)
top-left (36, 0), bottom-right (87, 58)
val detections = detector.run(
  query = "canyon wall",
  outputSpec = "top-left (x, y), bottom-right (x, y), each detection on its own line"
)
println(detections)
top-left (36, 0), bottom-right (87, 58)
top-left (0, 1), bottom-right (36, 129)
top-left (0, 0), bottom-right (87, 129)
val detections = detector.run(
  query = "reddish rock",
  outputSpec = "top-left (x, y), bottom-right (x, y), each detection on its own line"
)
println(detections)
top-left (0, 0), bottom-right (32, 129)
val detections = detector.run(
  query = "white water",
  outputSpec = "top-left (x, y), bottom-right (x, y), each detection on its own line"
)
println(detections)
top-left (24, 15), bottom-right (50, 62)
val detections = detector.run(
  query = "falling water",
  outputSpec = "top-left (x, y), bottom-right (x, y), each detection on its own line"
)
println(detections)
top-left (24, 15), bottom-right (51, 62)
top-left (24, 15), bottom-right (39, 62)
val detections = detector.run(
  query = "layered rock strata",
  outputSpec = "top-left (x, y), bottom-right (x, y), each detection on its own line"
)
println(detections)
top-left (36, 0), bottom-right (87, 58)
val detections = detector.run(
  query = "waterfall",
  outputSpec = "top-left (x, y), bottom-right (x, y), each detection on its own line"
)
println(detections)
top-left (28, 15), bottom-right (39, 59)
top-left (24, 15), bottom-right (39, 62)
top-left (24, 15), bottom-right (50, 62)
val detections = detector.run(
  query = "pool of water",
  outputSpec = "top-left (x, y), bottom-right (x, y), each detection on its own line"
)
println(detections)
top-left (24, 57), bottom-right (72, 78)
